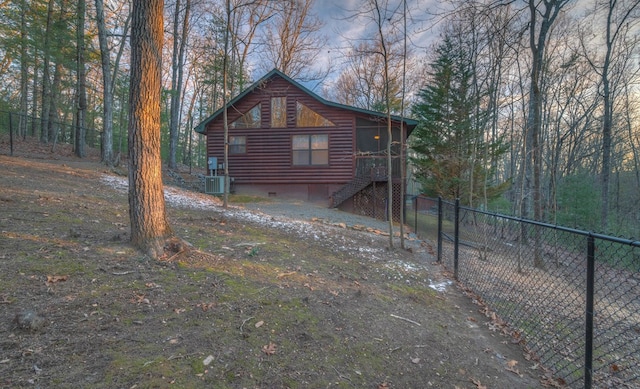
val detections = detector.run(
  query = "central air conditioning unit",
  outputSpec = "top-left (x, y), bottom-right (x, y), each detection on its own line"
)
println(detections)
top-left (205, 176), bottom-right (225, 195)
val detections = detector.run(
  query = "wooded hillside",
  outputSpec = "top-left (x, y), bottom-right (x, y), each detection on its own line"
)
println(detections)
top-left (1, 0), bottom-right (639, 237)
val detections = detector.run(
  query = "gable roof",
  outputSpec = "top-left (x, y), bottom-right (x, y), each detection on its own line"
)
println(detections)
top-left (193, 68), bottom-right (418, 134)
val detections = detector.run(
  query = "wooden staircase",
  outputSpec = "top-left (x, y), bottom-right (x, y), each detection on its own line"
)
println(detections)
top-left (330, 176), bottom-right (372, 208)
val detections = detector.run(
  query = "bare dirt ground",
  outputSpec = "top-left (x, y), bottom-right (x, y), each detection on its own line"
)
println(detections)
top-left (0, 139), bottom-right (554, 388)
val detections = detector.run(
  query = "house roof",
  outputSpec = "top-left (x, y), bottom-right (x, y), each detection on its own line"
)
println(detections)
top-left (193, 68), bottom-right (418, 134)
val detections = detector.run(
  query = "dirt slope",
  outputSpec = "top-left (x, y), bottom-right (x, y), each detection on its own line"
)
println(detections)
top-left (0, 149), bottom-right (549, 388)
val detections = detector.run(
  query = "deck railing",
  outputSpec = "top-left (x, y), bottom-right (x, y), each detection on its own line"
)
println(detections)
top-left (355, 155), bottom-right (402, 180)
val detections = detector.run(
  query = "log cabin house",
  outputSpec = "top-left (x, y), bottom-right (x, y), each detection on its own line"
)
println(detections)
top-left (194, 69), bottom-right (418, 221)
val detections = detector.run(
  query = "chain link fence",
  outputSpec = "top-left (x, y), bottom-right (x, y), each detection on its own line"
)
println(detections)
top-left (407, 195), bottom-right (640, 388)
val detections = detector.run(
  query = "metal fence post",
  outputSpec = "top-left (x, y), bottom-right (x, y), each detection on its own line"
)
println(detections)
top-left (437, 196), bottom-right (443, 263)
top-left (585, 234), bottom-right (595, 389)
top-left (454, 198), bottom-right (460, 280)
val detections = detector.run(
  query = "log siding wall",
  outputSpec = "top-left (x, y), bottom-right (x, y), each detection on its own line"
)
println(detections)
top-left (204, 76), bottom-right (355, 185)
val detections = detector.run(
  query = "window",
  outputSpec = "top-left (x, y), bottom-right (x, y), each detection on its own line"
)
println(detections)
top-left (296, 102), bottom-right (335, 127)
top-left (230, 104), bottom-right (261, 128)
top-left (292, 134), bottom-right (328, 166)
top-left (229, 136), bottom-right (246, 154)
top-left (271, 97), bottom-right (287, 128)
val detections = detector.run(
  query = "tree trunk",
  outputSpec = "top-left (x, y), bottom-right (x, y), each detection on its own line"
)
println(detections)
top-left (19, 0), bottom-right (28, 137)
top-left (366, 0), bottom-right (394, 248)
top-left (175, 0), bottom-right (190, 161)
top-left (128, 0), bottom-right (172, 258)
top-left (48, 61), bottom-right (63, 142)
top-left (596, 0), bottom-right (640, 232)
top-left (30, 56), bottom-right (39, 137)
top-left (601, 75), bottom-right (612, 231)
top-left (168, 0), bottom-right (182, 169)
top-left (222, 0), bottom-right (231, 208)
top-left (40, 0), bottom-right (55, 142)
top-left (75, 0), bottom-right (87, 158)
top-left (525, 0), bottom-right (567, 269)
top-left (95, 0), bottom-right (114, 165)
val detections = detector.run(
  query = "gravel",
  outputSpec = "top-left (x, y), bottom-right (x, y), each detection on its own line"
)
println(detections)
top-left (101, 174), bottom-right (401, 235)
top-left (100, 174), bottom-right (430, 271)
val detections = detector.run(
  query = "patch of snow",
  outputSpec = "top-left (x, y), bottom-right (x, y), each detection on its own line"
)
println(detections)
top-left (429, 280), bottom-right (453, 293)
top-left (100, 175), bottom-right (128, 192)
top-left (98, 173), bottom-right (425, 266)
top-left (100, 175), bottom-right (222, 209)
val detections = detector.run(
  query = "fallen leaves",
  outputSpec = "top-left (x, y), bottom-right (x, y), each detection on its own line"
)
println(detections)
top-left (46, 275), bottom-right (68, 285)
top-left (277, 271), bottom-right (296, 279)
top-left (506, 359), bottom-right (521, 376)
top-left (261, 342), bottom-right (277, 355)
top-left (131, 293), bottom-right (149, 304)
top-left (470, 378), bottom-right (487, 389)
top-left (196, 302), bottom-right (216, 311)
top-left (540, 372), bottom-right (566, 388)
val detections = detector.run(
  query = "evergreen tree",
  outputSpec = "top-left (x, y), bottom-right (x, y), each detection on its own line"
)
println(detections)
top-left (410, 36), bottom-right (507, 205)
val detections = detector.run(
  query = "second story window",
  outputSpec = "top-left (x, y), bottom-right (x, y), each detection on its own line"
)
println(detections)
top-left (230, 104), bottom-right (261, 128)
top-left (296, 102), bottom-right (335, 127)
top-left (271, 97), bottom-right (287, 128)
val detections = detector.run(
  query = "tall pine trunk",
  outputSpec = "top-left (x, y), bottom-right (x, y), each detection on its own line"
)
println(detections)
top-left (40, 0), bottom-right (55, 142)
top-left (168, 0), bottom-right (190, 169)
top-left (95, 0), bottom-right (114, 165)
top-left (128, 0), bottom-right (172, 258)
top-left (75, 0), bottom-right (87, 157)
top-left (168, 0), bottom-right (182, 169)
top-left (19, 0), bottom-right (28, 137)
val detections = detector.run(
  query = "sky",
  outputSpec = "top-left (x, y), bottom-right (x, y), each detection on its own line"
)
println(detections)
top-left (308, 0), bottom-right (442, 92)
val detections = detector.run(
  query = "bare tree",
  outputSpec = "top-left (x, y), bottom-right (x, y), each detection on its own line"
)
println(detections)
top-left (95, 0), bottom-right (115, 165)
top-left (580, 0), bottom-right (640, 231)
top-left (229, 0), bottom-right (272, 91)
top-left (346, 0), bottom-right (406, 248)
top-left (212, 0), bottom-right (274, 206)
top-left (168, 0), bottom-right (192, 169)
top-left (128, 0), bottom-right (173, 258)
top-left (333, 41), bottom-right (405, 113)
top-left (259, 0), bottom-right (328, 81)
top-left (222, 0), bottom-right (231, 208)
top-left (524, 0), bottom-right (572, 268)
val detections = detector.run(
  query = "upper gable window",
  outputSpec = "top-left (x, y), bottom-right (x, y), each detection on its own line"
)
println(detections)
top-left (296, 102), bottom-right (335, 127)
top-left (230, 104), bottom-right (261, 128)
top-left (271, 97), bottom-right (287, 128)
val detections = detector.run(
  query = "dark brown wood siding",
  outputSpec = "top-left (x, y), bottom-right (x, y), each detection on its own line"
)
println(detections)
top-left (204, 76), bottom-right (356, 185)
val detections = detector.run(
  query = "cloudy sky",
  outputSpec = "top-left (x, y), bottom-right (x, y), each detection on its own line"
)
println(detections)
top-left (308, 0), bottom-right (443, 91)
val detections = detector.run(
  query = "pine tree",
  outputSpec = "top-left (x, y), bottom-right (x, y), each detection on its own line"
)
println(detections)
top-left (410, 36), bottom-right (507, 205)
top-left (128, 0), bottom-right (173, 258)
